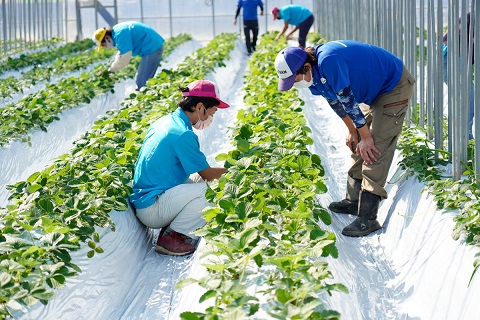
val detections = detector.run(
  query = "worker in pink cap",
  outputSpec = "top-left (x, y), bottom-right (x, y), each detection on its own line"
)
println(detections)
top-left (271, 5), bottom-right (314, 48)
top-left (130, 79), bottom-right (229, 256)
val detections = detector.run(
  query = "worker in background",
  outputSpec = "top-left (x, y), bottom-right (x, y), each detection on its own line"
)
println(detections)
top-left (271, 5), bottom-right (314, 48)
top-left (93, 21), bottom-right (164, 90)
top-left (234, 0), bottom-right (264, 55)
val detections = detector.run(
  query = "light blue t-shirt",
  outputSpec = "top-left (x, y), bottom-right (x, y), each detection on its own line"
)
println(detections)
top-left (237, 0), bottom-right (263, 21)
top-left (279, 5), bottom-right (312, 26)
top-left (130, 108), bottom-right (209, 209)
top-left (308, 40), bottom-right (403, 105)
top-left (112, 21), bottom-right (164, 57)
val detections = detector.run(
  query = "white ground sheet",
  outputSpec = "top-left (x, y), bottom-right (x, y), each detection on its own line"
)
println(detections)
top-left (5, 40), bottom-right (480, 319)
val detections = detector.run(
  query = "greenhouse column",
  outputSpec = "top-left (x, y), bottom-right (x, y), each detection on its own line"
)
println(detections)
top-left (2, 0), bottom-right (6, 54)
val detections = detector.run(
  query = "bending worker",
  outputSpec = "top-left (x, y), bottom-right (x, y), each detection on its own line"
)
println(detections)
top-left (271, 5), bottom-right (314, 48)
top-left (93, 21), bottom-right (164, 90)
top-left (274, 41), bottom-right (415, 237)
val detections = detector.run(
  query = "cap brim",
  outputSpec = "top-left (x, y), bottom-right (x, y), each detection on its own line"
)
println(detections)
top-left (278, 74), bottom-right (296, 91)
top-left (216, 99), bottom-right (230, 109)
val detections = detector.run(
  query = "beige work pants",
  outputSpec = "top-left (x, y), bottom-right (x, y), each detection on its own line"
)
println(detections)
top-left (348, 65), bottom-right (416, 199)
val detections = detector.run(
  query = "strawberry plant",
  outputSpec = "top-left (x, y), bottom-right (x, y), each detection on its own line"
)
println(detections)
top-left (398, 121), bottom-right (480, 283)
top-left (0, 37), bottom-right (63, 57)
top-left (0, 32), bottom-right (236, 319)
top-left (0, 39), bottom-right (94, 75)
top-left (0, 34), bottom-right (192, 147)
top-left (0, 47), bottom-right (115, 99)
top-left (177, 32), bottom-right (345, 320)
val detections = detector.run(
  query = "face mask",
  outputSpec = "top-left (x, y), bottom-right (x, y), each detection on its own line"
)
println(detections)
top-left (105, 38), bottom-right (114, 49)
top-left (193, 108), bottom-right (213, 130)
top-left (293, 69), bottom-right (313, 89)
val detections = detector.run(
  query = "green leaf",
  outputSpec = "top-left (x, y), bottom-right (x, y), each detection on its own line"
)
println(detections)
top-left (237, 140), bottom-right (250, 153)
top-left (199, 289), bottom-right (216, 303)
top-left (296, 155), bottom-right (312, 171)
top-left (0, 272), bottom-right (12, 287)
top-left (310, 229), bottom-right (326, 240)
top-left (314, 207), bottom-right (332, 225)
top-left (27, 172), bottom-right (41, 183)
top-left (275, 288), bottom-right (290, 303)
top-left (27, 184), bottom-right (42, 193)
top-left (180, 312), bottom-right (202, 320)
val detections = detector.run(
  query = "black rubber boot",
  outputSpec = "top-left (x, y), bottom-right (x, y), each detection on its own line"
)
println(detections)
top-left (342, 191), bottom-right (382, 237)
top-left (328, 176), bottom-right (362, 215)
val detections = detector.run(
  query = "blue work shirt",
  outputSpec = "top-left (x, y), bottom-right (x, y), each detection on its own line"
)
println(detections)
top-left (279, 5), bottom-right (312, 26)
top-left (112, 21), bottom-right (164, 57)
top-left (308, 40), bottom-right (403, 126)
top-left (237, 0), bottom-right (263, 21)
top-left (130, 108), bottom-right (209, 209)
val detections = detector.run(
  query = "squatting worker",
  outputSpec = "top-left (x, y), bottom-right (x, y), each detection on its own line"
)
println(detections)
top-left (130, 80), bottom-right (229, 256)
top-left (233, 0), bottom-right (264, 55)
top-left (275, 41), bottom-right (415, 237)
top-left (271, 5), bottom-right (314, 48)
top-left (93, 21), bottom-right (164, 90)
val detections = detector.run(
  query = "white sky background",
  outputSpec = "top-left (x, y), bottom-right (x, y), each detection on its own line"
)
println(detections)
top-left (5, 39), bottom-right (480, 319)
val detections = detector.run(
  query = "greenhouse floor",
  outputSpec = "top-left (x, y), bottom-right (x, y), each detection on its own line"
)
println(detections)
top-left (6, 39), bottom-right (480, 319)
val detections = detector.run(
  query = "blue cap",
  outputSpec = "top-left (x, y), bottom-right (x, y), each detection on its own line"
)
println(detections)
top-left (274, 47), bottom-right (308, 91)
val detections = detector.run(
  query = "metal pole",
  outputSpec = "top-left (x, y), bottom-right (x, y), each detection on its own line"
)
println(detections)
top-left (212, 0), bottom-right (215, 39)
top-left (474, 0), bottom-right (480, 179)
top-left (113, 0), bottom-right (118, 24)
top-left (24, 0), bottom-right (27, 47)
top-left (33, 0), bottom-right (36, 45)
top-left (64, 0), bottom-right (68, 41)
top-left (95, 0), bottom-right (98, 30)
top-left (2, 0), bottom-right (6, 54)
top-left (75, 0), bottom-right (82, 40)
top-left (56, 0), bottom-right (60, 38)
top-left (426, 0), bottom-right (434, 139)
top-left (48, 0), bottom-right (52, 40)
top-left (41, 0), bottom-right (46, 41)
top-left (169, 0), bottom-right (172, 37)
top-left (451, 0), bottom-right (460, 179)
top-left (12, 0), bottom-right (16, 51)
top-left (419, 0), bottom-right (425, 126)
top-left (434, 0), bottom-right (444, 153)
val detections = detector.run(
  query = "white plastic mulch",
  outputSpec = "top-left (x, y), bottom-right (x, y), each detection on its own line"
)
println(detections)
top-left (5, 39), bottom-right (479, 320)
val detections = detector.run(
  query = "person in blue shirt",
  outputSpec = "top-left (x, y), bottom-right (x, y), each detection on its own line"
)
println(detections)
top-left (274, 41), bottom-right (415, 237)
top-left (130, 79), bottom-right (229, 255)
top-left (93, 21), bottom-right (164, 90)
top-left (234, 0), bottom-right (264, 55)
top-left (271, 5), bottom-right (314, 48)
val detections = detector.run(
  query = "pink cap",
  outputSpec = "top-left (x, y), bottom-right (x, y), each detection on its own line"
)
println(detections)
top-left (182, 79), bottom-right (230, 109)
top-left (271, 7), bottom-right (279, 20)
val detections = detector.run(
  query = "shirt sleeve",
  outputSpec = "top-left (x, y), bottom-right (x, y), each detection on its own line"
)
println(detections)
top-left (334, 85), bottom-right (366, 128)
top-left (174, 131), bottom-right (209, 174)
top-left (325, 97), bottom-right (348, 119)
top-left (109, 51), bottom-right (132, 72)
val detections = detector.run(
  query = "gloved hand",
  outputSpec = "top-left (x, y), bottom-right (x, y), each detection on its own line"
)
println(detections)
top-left (97, 69), bottom-right (110, 77)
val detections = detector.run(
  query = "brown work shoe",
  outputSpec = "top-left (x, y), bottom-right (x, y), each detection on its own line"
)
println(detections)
top-left (155, 230), bottom-right (195, 256)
